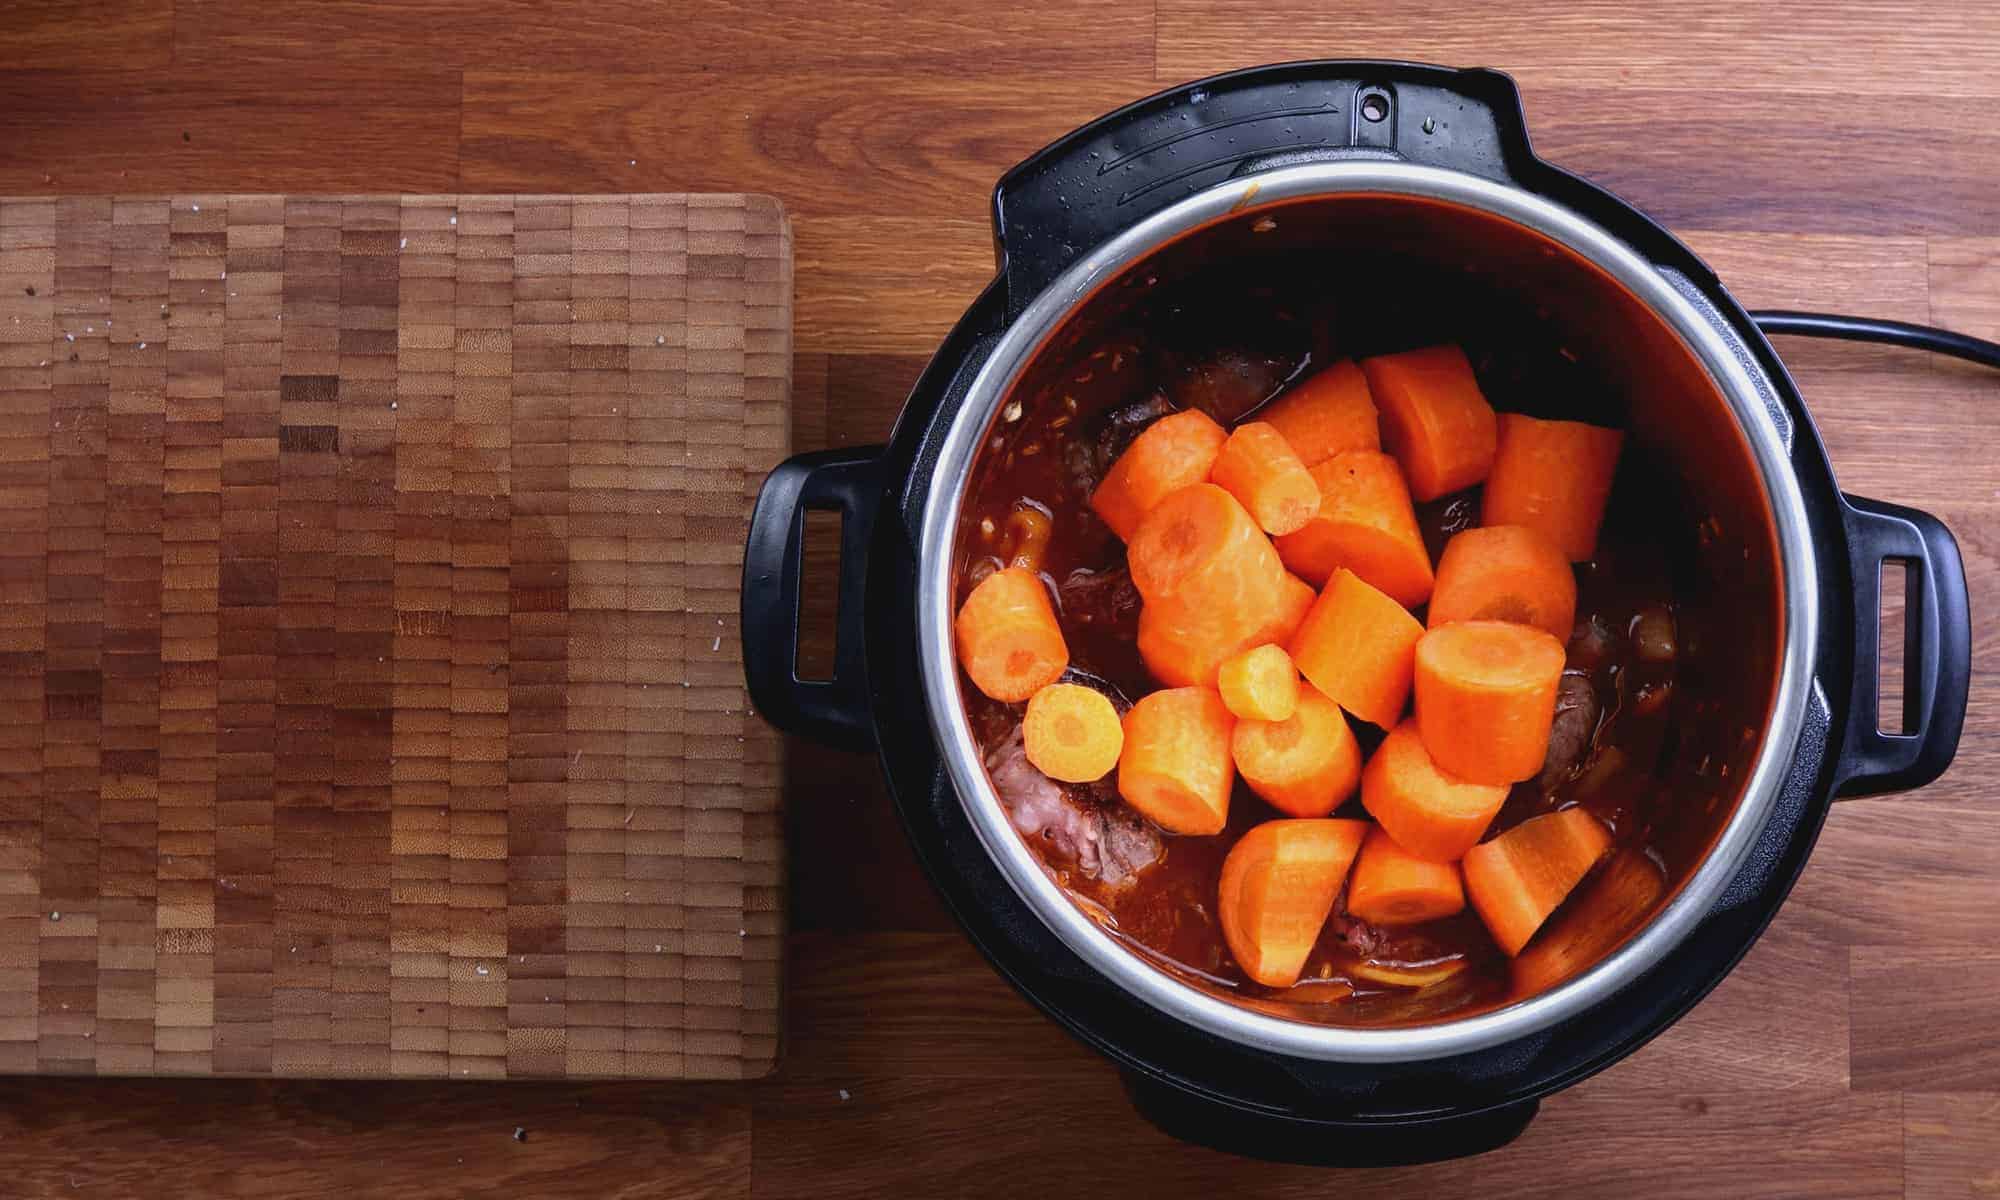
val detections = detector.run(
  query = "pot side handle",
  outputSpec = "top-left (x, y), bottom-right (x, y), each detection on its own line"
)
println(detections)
top-left (1120, 1069), bottom-right (1538, 1166)
top-left (741, 445), bottom-right (886, 752)
top-left (1833, 494), bottom-right (1971, 797)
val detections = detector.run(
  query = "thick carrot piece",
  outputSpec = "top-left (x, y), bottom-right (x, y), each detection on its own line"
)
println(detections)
top-left (954, 566), bottom-right (1068, 703)
top-left (1231, 688), bottom-right (1361, 817)
top-left (1288, 568), bottom-right (1424, 729)
top-left (1347, 826), bottom-right (1467, 926)
top-left (1273, 451), bottom-right (1434, 606)
top-left (1217, 643), bottom-right (1301, 723)
top-left (1428, 524), bottom-right (1577, 640)
top-left (1257, 360), bottom-right (1379, 467)
top-left (1513, 849), bottom-right (1665, 995)
top-left (1462, 806), bottom-right (1613, 956)
top-left (1129, 484), bottom-right (1292, 688)
top-left (1089, 409), bottom-right (1228, 541)
top-left (1218, 818), bottom-right (1369, 987)
top-left (1482, 413), bottom-right (1625, 561)
top-left (1360, 721), bottom-right (1508, 863)
top-left (1413, 620), bottom-right (1567, 784)
top-left (1209, 421), bottom-right (1322, 536)
top-left (1272, 572), bottom-right (1315, 644)
top-left (1126, 483), bottom-right (1284, 603)
top-left (1023, 683), bottom-right (1124, 783)
top-left (1117, 687), bottom-right (1236, 835)
top-left (1361, 344), bottom-right (1498, 501)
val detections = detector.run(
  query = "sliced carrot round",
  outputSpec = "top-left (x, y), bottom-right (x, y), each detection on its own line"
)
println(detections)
top-left (1288, 568), bottom-right (1424, 729)
top-left (1023, 683), bottom-right (1124, 783)
top-left (1231, 687), bottom-right (1361, 817)
top-left (1360, 721), bottom-right (1509, 863)
top-left (1218, 818), bottom-right (1369, 987)
top-left (1413, 620), bottom-right (1567, 785)
top-left (1216, 643), bottom-right (1300, 723)
top-left (1482, 413), bottom-right (1625, 561)
top-left (1089, 409), bottom-right (1228, 541)
top-left (953, 567), bottom-right (1068, 703)
top-left (1346, 825), bottom-right (1466, 925)
top-left (1117, 687), bottom-right (1235, 834)
top-left (1273, 451), bottom-right (1434, 606)
top-left (1208, 421), bottom-right (1321, 536)
top-left (1360, 344), bottom-right (1498, 501)
top-left (1428, 524), bottom-right (1577, 641)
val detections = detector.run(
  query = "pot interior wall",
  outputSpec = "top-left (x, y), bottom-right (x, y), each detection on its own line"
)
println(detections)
top-left (964, 191), bottom-right (1783, 1025)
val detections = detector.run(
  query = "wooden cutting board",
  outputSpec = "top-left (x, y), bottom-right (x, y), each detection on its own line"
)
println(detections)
top-left (0, 194), bottom-right (790, 1080)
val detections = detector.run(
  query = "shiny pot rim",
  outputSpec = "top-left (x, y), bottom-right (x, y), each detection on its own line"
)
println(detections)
top-left (914, 160), bottom-right (1820, 1064)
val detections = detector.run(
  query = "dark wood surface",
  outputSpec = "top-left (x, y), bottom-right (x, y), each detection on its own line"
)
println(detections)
top-left (0, 192), bottom-right (790, 1081)
top-left (1, 1), bottom-right (1996, 1195)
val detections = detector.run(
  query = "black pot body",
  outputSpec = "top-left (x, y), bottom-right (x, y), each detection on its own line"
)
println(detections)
top-left (741, 62), bottom-right (1971, 1165)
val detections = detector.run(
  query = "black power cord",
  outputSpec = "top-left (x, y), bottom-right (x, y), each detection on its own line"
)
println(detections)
top-left (1751, 310), bottom-right (2000, 372)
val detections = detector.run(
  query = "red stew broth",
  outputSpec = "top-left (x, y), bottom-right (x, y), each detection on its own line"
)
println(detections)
top-left (952, 254), bottom-right (1734, 1025)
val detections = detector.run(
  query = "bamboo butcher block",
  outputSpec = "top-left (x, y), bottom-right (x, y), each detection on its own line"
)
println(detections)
top-left (0, 194), bottom-right (790, 1080)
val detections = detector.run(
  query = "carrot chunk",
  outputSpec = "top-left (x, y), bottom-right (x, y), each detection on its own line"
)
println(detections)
top-left (1361, 344), bottom-right (1498, 501)
top-left (1217, 643), bottom-right (1301, 723)
top-left (1428, 524), bottom-right (1578, 641)
top-left (1208, 421), bottom-right (1322, 536)
top-left (1271, 572), bottom-right (1316, 645)
top-left (1288, 568), bottom-right (1424, 729)
top-left (1089, 409), bottom-right (1228, 541)
top-left (1273, 451), bottom-right (1434, 606)
top-left (1218, 818), bottom-right (1369, 987)
top-left (1129, 484), bottom-right (1292, 688)
top-left (1413, 620), bottom-right (1567, 785)
top-left (1462, 807), bottom-right (1613, 955)
top-left (1359, 721), bottom-right (1509, 863)
top-left (1256, 360), bottom-right (1379, 467)
top-left (954, 566), bottom-right (1068, 703)
top-left (1231, 687), bottom-right (1361, 817)
top-left (1117, 687), bottom-right (1236, 835)
top-left (1023, 683), bottom-right (1125, 783)
top-left (1126, 483), bottom-right (1285, 602)
top-left (1347, 825), bottom-right (1468, 926)
top-left (1512, 849), bottom-right (1666, 995)
top-left (1482, 413), bottom-right (1625, 561)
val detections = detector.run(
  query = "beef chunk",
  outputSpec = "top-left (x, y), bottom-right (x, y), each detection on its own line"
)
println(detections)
top-left (984, 727), bottom-right (1161, 888)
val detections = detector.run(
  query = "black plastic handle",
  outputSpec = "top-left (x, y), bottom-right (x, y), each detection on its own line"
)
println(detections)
top-left (1121, 1070), bottom-right (1536, 1166)
top-left (1833, 493), bottom-right (1971, 797)
top-left (741, 445), bottom-right (886, 752)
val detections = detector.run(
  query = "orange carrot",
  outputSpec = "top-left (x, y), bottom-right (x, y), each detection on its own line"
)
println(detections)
top-left (1129, 484), bottom-right (1292, 688)
top-left (1482, 413), bottom-right (1625, 561)
top-left (1216, 643), bottom-right (1300, 723)
top-left (1271, 572), bottom-right (1316, 645)
top-left (1361, 344), bottom-right (1498, 501)
top-left (1256, 360), bottom-right (1379, 467)
top-left (1023, 683), bottom-right (1125, 783)
top-left (1126, 482), bottom-right (1284, 603)
top-left (1347, 826), bottom-right (1467, 925)
top-left (1413, 620), bottom-right (1568, 785)
top-left (1089, 409), bottom-right (1228, 541)
top-left (954, 566), bottom-right (1068, 703)
top-left (1427, 524), bottom-right (1577, 641)
top-left (1117, 687), bottom-right (1236, 835)
top-left (1359, 721), bottom-right (1509, 863)
top-left (1462, 806), bottom-right (1613, 955)
top-left (1512, 849), bottom-right (1665, 995)
top-left (1273, 451), bottom-right (1434, 606)
top-left (1231, 687), bottom-right (1361, 817)
top-left (1218, 818), bottom-right (1369, 987)
top-left (1208, 421), bottom-right (1322, 536)
top-left (1288, 568), bottom-right (1424, 729)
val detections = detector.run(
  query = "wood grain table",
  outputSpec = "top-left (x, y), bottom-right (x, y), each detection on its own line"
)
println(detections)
top-left (1, 2), bottom-right (1996, 1196)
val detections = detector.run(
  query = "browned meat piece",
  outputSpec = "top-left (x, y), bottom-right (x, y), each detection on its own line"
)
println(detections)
top-left (1565, 614), bottom-right (1620, 675)
top-left (1538, 670), bottom-right (1601, 790)
top-left (984, 727), bottom-right (1161, 888)
top-left (1059, 565), bottom-right (1140, 632)
top-left (1164, 347), bottom-right (1300, 426)
top-left (1065, 392), bottom-right (1176, 502)
top-left (1326, 900), bottom-right (1384, 959)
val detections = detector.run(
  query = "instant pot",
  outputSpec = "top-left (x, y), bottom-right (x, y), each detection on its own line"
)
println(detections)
top-left (741, 62), bottom-right (1971, 1164)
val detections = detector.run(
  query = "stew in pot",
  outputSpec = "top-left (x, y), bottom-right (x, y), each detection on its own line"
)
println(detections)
top-left (952, 264), bottom-right (1712, 1025)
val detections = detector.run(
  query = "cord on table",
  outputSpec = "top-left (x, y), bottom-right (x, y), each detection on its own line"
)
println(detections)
top-left (1751, 310), bottom-right (2000, 372)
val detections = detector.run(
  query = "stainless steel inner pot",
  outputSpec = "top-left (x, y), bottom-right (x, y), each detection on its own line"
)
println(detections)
top-left (915, 160), bottom-right (1818, 1063)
